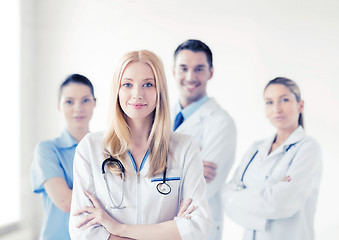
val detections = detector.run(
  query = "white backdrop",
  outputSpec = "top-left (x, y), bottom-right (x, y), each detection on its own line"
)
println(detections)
top-left (17, 0), bottom-right (339, 239)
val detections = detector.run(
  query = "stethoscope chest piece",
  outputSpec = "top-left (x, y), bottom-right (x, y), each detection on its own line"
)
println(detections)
top-left (157, 182), bottom-right (171, 195)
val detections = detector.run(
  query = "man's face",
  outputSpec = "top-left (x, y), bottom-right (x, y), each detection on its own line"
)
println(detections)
top-left (173, 50), bottom-right (213, 108)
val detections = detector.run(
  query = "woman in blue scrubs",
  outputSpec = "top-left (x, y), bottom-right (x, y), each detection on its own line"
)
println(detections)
top-left (31, 74), bottom-right (96, 240)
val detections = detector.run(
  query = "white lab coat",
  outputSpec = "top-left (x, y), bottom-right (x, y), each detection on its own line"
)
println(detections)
top-left (223, 126), bottom-right (322, 240)
top-left (69, 131), bottom-right (211, 240)
top-left (172, 98), bottom-right (237, 240)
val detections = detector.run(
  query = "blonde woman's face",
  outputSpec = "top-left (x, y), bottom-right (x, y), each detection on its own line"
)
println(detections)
top-left (264, 84), bottom-right (303, 132)
top-left (58, 83), bottom-right (96, 131)
top-left (118, 62), bottom-right (157, 121)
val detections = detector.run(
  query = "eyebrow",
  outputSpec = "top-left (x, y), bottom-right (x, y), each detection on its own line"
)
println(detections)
top-left (179, 64), bottom-right (207, 68)
top-left (264, 94), bottom-right (290, 100)
top-left (122, 78), bottom-right (154, 81)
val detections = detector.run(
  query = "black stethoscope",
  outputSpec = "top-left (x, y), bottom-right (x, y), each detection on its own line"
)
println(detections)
top-left (102, 155), bottom-right (171, 209)
top-left (236, 142), bottom-right (298, 191)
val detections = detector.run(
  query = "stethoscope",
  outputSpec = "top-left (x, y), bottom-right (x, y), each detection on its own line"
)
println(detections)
top-left (102, 155), bottom-right (171, 209)
top-left (236, 142), bottom-right (298, 191)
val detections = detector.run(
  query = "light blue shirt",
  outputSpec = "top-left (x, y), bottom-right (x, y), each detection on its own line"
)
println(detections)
top-left (173, 95), bottom-right (209, 123)
top-left (31, 130), bottom-right (77, 240)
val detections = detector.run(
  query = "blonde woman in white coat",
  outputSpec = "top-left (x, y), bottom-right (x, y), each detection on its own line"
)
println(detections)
top-left (69, 50), bottom-right (211, 240)
top-left (223, 77), bottom-right (322, 240)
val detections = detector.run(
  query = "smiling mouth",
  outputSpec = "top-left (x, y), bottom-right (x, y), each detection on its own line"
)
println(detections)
top-left (129, 103), bottom-right (147, 109)
top-left (74, 116), bottom-right (86, 120)
top-left (183, 82), bottom-right (200, 90)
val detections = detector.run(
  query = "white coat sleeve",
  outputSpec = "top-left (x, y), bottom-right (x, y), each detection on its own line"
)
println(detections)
top-left (222, 144), bottom-right (267, 231)
top-left (174, 138), bottom-right (212, 240)
top-left (201, 114), bottom-right (237, 199)
top-left (225, 138), bottom-right (322, 220)
top-left (69, 137), bottom-right (110, 240)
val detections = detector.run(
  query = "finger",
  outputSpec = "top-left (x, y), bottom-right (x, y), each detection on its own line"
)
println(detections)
top-left (185, 205), bottom-right (196, 215)
top-left (73, 206), bottom-right (95, 216)
top-left (204, 169), bottom-right (216, 179)
top-left (84, 191), bottom-right (102, 209)
top-left (75, 214), bottom-right (94, 228)
top-left (203, 161), bottom-right (217, 169)
top-left (178, 198), bottom-right (193, 215)
top-left (204, 169), bottom-right (216, 182)
top-left (82, 217), bottom-right (100, 230)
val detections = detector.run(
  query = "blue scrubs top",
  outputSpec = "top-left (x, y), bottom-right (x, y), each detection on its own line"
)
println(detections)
top-left (31, 130), bottom-right (77, 240)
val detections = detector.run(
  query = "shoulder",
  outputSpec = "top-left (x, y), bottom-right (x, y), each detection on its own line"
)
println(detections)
top-left (78, 131), bottom-right (104, 146)
top-left (298, 135), bottom-right (322, 155)
top-left (170, 132), bottom-right (199, 152)
top-left (35, 139), bottom-right (58, 155)
top-left (202, 99), bottom-right (235, 125)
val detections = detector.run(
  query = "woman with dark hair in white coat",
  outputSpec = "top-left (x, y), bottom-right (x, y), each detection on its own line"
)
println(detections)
top-left (223, 77), bottom-right (322, 240)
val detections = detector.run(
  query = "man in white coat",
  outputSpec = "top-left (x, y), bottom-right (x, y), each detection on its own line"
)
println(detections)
top-left (171, 39), bottom-right (237, 240)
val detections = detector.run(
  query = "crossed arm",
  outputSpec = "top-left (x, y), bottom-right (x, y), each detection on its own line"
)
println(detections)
top-left (73, 191), bottom-right (195, 240)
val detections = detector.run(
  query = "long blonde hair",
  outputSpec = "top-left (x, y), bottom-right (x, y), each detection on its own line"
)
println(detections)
top-left (103, 50), bottom-right (171, 177)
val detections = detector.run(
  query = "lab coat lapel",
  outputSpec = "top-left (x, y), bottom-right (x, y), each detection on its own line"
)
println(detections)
top-left (177, 99), bottom-right (217, 132)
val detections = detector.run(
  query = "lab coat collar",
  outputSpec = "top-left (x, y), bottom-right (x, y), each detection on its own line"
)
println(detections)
top-left (55, 129), bottom-right (78, 149)
top-left (258, 126), bottom-right (305, 159)
top-left (176, 98), bottom-right (218, 131)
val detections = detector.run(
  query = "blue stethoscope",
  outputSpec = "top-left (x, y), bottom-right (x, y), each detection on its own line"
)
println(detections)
top-left (102, 156), bottom-right (171, 209)
top-left (236, 142), bottom-right (298, 191)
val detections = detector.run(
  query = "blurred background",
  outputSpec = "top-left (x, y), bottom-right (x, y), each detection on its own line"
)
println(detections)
top-left (1, 0), bottom-right (338, 239)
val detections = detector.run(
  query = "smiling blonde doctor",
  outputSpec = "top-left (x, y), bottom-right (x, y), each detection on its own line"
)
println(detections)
top-left (69, 50), bottom-right (211, 240)
top-left (223, 77), bottom-right (322, 240)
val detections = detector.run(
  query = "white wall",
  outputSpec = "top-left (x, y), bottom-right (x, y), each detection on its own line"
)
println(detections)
top-left (13, 0), bottom-right (339, 239)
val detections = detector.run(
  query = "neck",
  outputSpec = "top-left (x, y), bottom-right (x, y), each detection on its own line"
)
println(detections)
top-left (127, 117), bottom-right (152, 149)
top-left (180, 94), bottom-right (206, 109)
top-left (67, 126), bottom-right (89, 143)
top-left (274, 126), bottom-right (298, 147)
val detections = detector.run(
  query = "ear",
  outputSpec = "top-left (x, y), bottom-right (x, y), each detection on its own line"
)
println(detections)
top-left (208, 67), bottom-right (214, 80)
top-left (173, 66), bottom-right (176, 77)
top-left (299, 99), bottom-right (304, 113)
top-left (57, 103), bottom-right (61, 112)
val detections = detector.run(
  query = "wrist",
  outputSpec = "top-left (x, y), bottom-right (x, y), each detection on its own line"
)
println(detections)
top-left (115, 223), bottom-right (127, 237)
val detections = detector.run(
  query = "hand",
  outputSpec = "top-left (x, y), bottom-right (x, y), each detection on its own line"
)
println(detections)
top-left (177, 198), bottom-right (195, 219)
top-left (203, 161), bottom-right (217, 183)
top-left (282, 176), bottom-right (291, 182)
top-left (73, 191), bottom-right (121, 235)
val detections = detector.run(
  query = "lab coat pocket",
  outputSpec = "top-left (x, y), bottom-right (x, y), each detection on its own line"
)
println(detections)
top-left (150, 169), bottom-right (181, 199)
top-left (148, 169), bottom-right (182, 221)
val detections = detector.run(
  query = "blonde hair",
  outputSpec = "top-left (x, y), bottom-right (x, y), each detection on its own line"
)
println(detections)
top-left (103, 50), bottom-right (171, 177)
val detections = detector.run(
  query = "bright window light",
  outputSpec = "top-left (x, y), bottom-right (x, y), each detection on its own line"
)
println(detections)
top-left (0, 0), bottom-right (20, 227)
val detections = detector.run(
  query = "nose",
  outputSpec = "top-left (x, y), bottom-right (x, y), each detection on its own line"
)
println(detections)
top-left (132, 85), bottom-right (143, 100)
top-left (74, 101), bottom-right (83, 112)
top-left (185, 69), bottom-right (194, 82)
top-left (273, 102), bottom-right (282, 113)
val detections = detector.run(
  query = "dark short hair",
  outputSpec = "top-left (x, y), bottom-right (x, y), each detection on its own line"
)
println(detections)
top-left (174, 39), bottom-right (213, 68)
top-left (59, 74), bottom-right (96, 101)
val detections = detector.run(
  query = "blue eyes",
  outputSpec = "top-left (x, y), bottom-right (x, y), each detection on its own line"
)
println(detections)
top-left (122, 82), bottom-right (154, 88)
top-left (180, 67), bottom-right (203, 72)
top-left (64, 98), bottom-right (91, 105)
top-left (122, 83), bottom-right (132, 87)
top-left (266, 98), bottom-right (290, 105)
